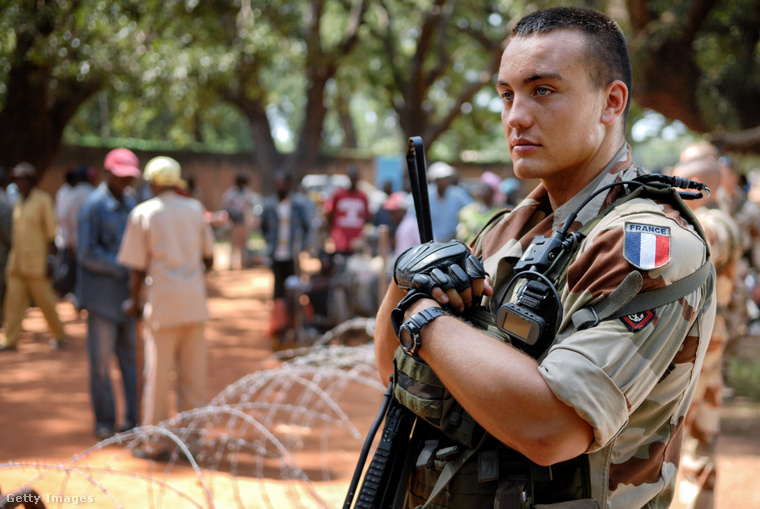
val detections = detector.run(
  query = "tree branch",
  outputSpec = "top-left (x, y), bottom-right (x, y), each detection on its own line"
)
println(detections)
top-left (424, 38), bottom-right (503, 145)
top-left (338, 0), bottom-right (369, 55)
top-left (709, 125), bottom-right (760, 151)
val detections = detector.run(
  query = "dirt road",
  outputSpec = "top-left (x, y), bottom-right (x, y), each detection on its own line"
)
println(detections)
top-left (1, 267), bottom-right (758, 507)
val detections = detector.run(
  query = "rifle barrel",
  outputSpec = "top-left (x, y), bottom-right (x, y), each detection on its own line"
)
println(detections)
top-left (406, 137), bottom-right (434, 243)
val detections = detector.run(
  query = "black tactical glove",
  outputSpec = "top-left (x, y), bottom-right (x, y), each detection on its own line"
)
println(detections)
top-left (394, 240), bottom-right (486, 295)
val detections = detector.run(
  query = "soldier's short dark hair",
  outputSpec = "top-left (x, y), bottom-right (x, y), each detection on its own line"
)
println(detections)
top-left (513, 6), bottom-right (632, 121)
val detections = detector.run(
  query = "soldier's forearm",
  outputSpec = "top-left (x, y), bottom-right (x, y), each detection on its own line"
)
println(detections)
top-left (415, 314), bottom-right (594, 466)
top-left (374, 281), bottom-right (406, 384)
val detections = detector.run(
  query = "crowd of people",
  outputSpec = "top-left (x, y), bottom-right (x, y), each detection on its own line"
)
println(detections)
top-left (1, 137), bottom-right (758, 442)
top-left (0, 150), bottom-right (215, 462)
top-left (206, 160), bottom-right (524, 348)
top-left (0, 148), bottom-right (524, 447)
top-left (0, 149), bottom-right (445, 452)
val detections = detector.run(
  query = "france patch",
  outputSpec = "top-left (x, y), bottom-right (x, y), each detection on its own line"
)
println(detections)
top-left (623, 223), bottom-right (671, 270)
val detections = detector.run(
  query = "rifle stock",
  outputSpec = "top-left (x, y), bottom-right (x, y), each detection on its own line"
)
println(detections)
top-left (344, 137), bottom-right (432, 509)
top-left (352, 388), bottom-right (416, 508)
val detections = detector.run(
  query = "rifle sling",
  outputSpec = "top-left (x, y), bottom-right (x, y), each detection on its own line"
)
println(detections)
top-left (571, 261), bottom-right (714, 330)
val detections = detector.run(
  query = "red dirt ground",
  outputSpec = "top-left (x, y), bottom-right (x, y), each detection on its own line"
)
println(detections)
top-left (1, 266), bottom-right (759, 508)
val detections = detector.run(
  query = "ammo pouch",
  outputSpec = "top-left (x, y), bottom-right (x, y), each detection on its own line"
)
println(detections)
top-left (394, 348), bottom-right (485, 449)
top-left (406, 426), bottom-right (598, 509)
top-left (393, 306), bottom-right (507, 449)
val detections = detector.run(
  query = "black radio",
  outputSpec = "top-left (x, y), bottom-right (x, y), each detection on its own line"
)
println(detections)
top-left (496, 230), bottom-right (582, 358)
top-left (495, 174), bottom-right (709, 359)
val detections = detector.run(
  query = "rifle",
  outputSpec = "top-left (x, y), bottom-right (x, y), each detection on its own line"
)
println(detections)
top-left (343, 136), bottom-right (433, 509)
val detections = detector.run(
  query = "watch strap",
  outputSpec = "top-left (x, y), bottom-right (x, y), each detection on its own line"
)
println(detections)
top-left (412, 306), bottom-right (446, 326)
top-left (401, 306), bottom-right (445, 356)
top-left (391, 289), bottom-right (433, 337)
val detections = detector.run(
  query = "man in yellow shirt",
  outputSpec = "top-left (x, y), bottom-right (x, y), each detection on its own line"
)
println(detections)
top-left (0, 162), bottom-right (66, 352)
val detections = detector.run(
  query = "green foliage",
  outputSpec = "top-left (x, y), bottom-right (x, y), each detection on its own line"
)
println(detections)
top-left (354, 0), bottom-right (513, 150)
top-left (0, 0), bottom-right (152, 106)
top-left (627, 0), bottom-right (760, 137)
top-left (726, 355), bottom-right (760, 402)
top-left (64, 94), bottom-right (254, 152)
top-left (4, 0), bottom-right (759, 171)
top-left (50, 1), bottom-right (251, 150)
top-left (696, 0), bottom-right (760, 130)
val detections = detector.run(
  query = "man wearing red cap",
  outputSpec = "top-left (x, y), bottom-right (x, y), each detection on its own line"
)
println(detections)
top-left (0, 162), bottom-right (67, 352)
top-left (76, 148), bottom-right (142, 439)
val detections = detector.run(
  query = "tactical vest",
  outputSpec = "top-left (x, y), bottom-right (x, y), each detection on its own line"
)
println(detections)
top-left (392, 182), bottom-right (714, 509)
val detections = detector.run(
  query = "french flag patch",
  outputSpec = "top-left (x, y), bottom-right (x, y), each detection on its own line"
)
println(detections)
top-left (623, 223), bottom-right (671, 270)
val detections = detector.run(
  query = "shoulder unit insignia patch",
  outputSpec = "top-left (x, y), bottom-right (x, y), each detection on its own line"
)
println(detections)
top-left (623, 222), bottom-right (671, 270)
top-left (620, 310), bottom-right (655, 331)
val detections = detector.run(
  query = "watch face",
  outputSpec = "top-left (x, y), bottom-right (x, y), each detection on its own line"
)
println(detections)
top-left (399, 326), bottom-right (414, 351)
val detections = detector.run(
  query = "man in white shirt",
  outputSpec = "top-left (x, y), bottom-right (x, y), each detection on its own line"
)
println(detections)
top-left (118, 156), bottom-right (215, 459)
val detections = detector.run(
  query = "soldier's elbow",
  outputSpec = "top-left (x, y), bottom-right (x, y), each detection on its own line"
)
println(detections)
top-left (508, 424), bottom-right (592, 467)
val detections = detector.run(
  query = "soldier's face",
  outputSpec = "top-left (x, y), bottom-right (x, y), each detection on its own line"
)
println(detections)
top-left (496, 30), bottom-right (612, 197)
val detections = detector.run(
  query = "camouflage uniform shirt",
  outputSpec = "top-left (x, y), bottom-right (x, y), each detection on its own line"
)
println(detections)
top-left (474, 145), bottom-right (716, 508)
top-left (677, 203), bottom-right (742, 506)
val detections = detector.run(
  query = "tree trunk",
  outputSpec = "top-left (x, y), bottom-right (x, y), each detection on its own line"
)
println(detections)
top-left (627, 0), bottom-right (719, 133)
top-left (0, 46), bottom-right (100, 176)
top-left (631, 37), bottom-right (707, 133)
top-left (0, 62), bottom-right (65, 175)
top-left (288, 69), bottom-right (334, 184)
top-left (337, 81), bottom-right (358, 150)
top-left (225, 84), bottom-right (284, 193)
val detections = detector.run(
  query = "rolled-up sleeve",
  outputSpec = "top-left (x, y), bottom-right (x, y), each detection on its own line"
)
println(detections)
top-left (540, 346), bottom-right (628, 451)
top-left (538, 298), bottom-right (694, 452)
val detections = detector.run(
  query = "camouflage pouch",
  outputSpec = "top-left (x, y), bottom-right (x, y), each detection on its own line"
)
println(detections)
top-left (392, 304), bottom-right (513, 449)
top-left (393, 348), bottom-right (485, 449)
top-left (406, 442), bottom-right (498, 509)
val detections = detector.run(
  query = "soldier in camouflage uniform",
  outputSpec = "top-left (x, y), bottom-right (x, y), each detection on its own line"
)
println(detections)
top-left (716, 156), bottom-right (760, 353)
top-left (672, 159), bottom-right (743, 509)
top-left (374, 7), bottom-right (716, 509)
top-left (683, 146), bottom-right (760, 351)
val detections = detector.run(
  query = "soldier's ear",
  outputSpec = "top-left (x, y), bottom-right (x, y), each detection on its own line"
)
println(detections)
top-left (601, 80), bottom-right (627, 126)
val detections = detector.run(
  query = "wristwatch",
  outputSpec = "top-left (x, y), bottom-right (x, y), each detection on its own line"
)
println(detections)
top-left (397, 307), bottom-right (445, 356)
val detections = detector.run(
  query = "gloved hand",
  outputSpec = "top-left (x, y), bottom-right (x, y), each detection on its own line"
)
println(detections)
top-left (394, 240), bottom-right (486, 295)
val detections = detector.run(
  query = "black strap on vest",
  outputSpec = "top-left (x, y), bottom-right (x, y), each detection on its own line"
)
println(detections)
top-left (415, 433), bottom-right (491, 509)
top-left (571, 261), bottom-right (715, 330)
top-left (544, 180), bottom-right (712, 334)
